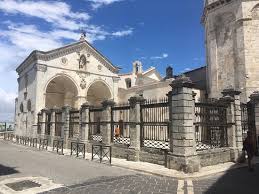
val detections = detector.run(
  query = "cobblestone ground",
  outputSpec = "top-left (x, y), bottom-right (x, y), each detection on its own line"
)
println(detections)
top-left (193, 164), bottom-right (259, 194)
top-left (42, 175), bottom-right (178, 194)
top-left (1, 140), bottom-right (259, 194)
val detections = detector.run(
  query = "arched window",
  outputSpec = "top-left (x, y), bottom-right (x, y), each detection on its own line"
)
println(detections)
top-left (20, 103), bottom-right (24, 113)
top-left (125, 78), bottom-right (131, 88)
top-left (27, 99), bottom-right (31, 112)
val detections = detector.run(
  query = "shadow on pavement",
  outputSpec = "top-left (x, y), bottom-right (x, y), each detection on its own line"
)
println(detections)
top-left (0, 164), bottom-right (19, 176)
top-left (204, 162), bottom-right (259, 194)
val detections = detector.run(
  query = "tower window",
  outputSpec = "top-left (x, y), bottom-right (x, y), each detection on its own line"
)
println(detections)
top-left (125, 78), bottom-right (131, 88)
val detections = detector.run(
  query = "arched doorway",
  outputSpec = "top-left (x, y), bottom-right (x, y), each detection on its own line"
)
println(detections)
top-left (87, 81), bottom-right (112, 106)
top-left (45, 75), bottom-right (79, 109)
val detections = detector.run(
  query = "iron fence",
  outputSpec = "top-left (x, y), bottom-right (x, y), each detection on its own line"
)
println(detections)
top-left (39, 138), bottom-right (48, 150)
top-left (53, 139), bottom-right (64, 155)
top-left (88, 107), bottom-right (103, 142)
top-left (45, 112), bottom-right (51, 135)
top-left (71, 142), bottom-right (85, 158)
top-left (55, 112), bottom-right (62, 137)
top-left (92, 144), bottom-right (112, 164)
top-left (140, 98), bottom-right (170, 149)
top-left (194, 102), bottom-right (228, 151)
top-left (112, 103), bottom-right (131, 145)
top-left (241, 103), bottom-right (249, 140)
top-left (69, 110), bottom-right (80, 138)
top-left (37, 112), bottom-right (43, 135)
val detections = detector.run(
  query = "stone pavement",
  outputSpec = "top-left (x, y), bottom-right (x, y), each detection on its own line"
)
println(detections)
top-left (1, 140), bottom-right (259, 194)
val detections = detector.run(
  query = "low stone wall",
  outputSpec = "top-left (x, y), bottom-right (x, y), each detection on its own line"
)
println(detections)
top-left (139, 148), bottom-right (168, 166)
top-left (198, 148), bottom-right (233, 167)
top-left (112, 144), bottom-right (128, 159)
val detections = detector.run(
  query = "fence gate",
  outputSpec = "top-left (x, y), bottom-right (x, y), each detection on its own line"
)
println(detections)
top-left (89, 107), bottom-right (103, 142)
top-left (140, 98), bottom-right (170, 149)
top-left (69, 110), bottom-right (80, 138)
top-left (194, 101), bottom-right (228, 151)
top-left (111, 103), bottom-right (130, 145)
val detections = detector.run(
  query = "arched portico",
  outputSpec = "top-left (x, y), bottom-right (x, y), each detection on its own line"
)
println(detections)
top-left (86, 80), bottom-right (112, 106)
top-left (45, 75), bottom-right (79, 109)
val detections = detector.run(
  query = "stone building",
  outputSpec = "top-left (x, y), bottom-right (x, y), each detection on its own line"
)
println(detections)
top-left (14, 0), bottom-right (259, 140)
top-left (203, 0), bottom-right (259, 102)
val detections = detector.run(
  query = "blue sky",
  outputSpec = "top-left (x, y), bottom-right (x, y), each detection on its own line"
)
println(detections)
top-left (0, 0), bottom-right (205, 121)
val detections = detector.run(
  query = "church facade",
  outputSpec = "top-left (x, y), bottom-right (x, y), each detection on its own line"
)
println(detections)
top-left (14, 0), bottom-right (259, 138)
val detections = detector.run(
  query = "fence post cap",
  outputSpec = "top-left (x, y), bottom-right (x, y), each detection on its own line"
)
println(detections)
top-left (222, 88), bottom-right (241, 97)
top-left (81, 101), bottom-right (90, 107)
top-left (128, 95), bottom-right (146, 106)
top-left (170, 76), bottom-right (193, 89)
top-left (250, 91), bottom-right (259, 102)
top-left (102, 99), bottom-right (115, 108)
top-left (219, 95), bottom-right (234, 104)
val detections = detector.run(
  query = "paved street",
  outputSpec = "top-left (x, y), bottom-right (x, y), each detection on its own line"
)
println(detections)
top-left (0, 140), bottom-right (259, 194)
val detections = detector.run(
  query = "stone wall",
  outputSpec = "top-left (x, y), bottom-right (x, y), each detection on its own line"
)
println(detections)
top-left (198, 148), bottom-right (233, 167)
top-left (204, 0), bottom-right (259, 103)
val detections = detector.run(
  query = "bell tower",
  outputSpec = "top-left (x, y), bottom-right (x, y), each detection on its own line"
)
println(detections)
top-left (203, 0), bottom-right (259, 102)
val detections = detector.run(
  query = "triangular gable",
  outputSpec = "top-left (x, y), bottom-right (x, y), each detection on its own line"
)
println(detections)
top-left (16, 40), bottom-right (119, 74)
top-left (143, 68), bottom-right (162, 81)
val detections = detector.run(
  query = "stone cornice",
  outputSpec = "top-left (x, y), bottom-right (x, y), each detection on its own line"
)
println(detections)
top-left (201, 0), bottom-right (234, 24)
top-left (16, 40), bottom-right (119, 74)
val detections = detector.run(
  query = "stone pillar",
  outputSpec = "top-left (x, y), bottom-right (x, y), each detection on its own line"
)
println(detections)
top-left (61, 105), bottom-right (72, 148)
top-left (167, 77), bottom-right (200, 173)
top-left (222, 89), bottom-right (243, 151)
top-left (80, 102), bottom-right (90, 143)
top-left (127, 95), bottom-right (145, 161)
top-left (101, 100), bottom-right (115, 145)
top-left (249, 91), bottom-right (259, 154)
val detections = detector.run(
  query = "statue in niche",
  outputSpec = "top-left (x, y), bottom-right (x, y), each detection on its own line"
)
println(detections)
top-left (79, 55), bottom-right (87, 70)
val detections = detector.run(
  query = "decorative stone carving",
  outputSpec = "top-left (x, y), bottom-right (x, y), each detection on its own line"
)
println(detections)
top-left (80, 78), bottom-right (87, 89)
top-left (34, 64), bottom-right (47, 72)
top-left (98, 65), bottom-right (102, 71)
top-left (61, 57), bottom-right (68, 65)
top-left (79, 55), bottom-right (87, 69)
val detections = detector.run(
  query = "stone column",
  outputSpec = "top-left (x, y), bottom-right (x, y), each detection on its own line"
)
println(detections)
top-left (61, 105), bottom-right (72, 148)
top-left (167, 77), bottom-right (200, 173)
top-left (80, 102), bottom-right (90, 143)
top-left (249, 91), bottom-right (259, 154)
top-left (222, 89), bottom-right (243, 151)
top-left (101, 100), bottom-right (115, 145)
top-left (127, 95), bottom-right (145, 161)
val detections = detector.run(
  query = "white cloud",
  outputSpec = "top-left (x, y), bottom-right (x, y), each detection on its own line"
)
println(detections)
top-left (0, 0), bottom-right (90, 30)
top-left (150, 53), bottom-right (169, 60)
top-left (112, 29), bottom-right (133, 37)
top-left (0, 1), bottom-right (134, 120)
top-left (0, 88), bottom-right (16, 122)
top-left (86, 0), bottom-right (125, 9)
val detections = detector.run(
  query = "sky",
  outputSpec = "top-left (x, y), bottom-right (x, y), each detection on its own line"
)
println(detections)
top-left (0, 0), bottom-right (205, 121)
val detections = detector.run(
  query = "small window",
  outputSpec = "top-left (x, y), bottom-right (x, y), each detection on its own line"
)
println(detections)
top-left (125, 78), bottom-right (131, 88)
top-left (20, 103), bottom-right (24, 113)
top-left (27, 100), bottom-right (31, 112)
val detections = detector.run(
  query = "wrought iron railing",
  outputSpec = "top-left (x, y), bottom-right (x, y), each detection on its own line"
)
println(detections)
top-left (194, 102), bottom-right (228, 150)
top-left (112, 103), bottom-right (131, 145)
top-left (140, 98), bottom-right (170, 149)
top-left (88, 107), bottom-right (103, 142)
top-left (69, 110), bottom-right (80, 138)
